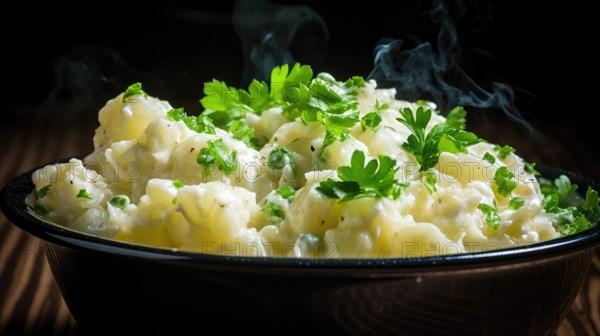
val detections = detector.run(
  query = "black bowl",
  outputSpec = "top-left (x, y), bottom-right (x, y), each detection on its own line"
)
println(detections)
top-left (1, 162), bottom-right (599, 336)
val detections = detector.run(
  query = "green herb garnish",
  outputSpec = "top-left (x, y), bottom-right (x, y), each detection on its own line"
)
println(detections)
top-left (275, 186), bottom-right (296, 201)
top-left (344, 76), bottom-right (366, 88)
top-left (483, 152), bottom-right (496, 164)
top-left (76, 189), bottom-right (93, 200)
top-left (30, 203), bottom-right (48, 216)
top-left (494, 167), bottom-right (517, 197)
top-left (541, 175), bottom-right (599, 236)
top-left (397, 107), bottom-right (479, 171)
top-left (509, 197), bottom-right (525, 210)
top-left (478, 203), bottom-right (501, 229)
top-left (444, 106), bottom-right (466, 129)
top-left (317, 150), bottom-right (406, 201)
top-left (167, 108), bottom-right (216, 135)
top-left (523, 161), bottom-right (539, 176)
top-left (375, 100), bottom-right (389, 110)
top-left (122, 82), bottom-right (148, 102)
top-left (494, 144), bottom-right (516, 159)
top-left (173, 179), bottom-right (184, 189)
top-left (424, 171), bottom-right (437, 194)
top-left (361, 112), bottom-right (382, 131)
top-left (196, 138), bottom-right (238, 175)
top-left (38, 184), bottom-right (51, 198)
top-left (263, 201), bottom-right (286, 223)
top-left (228, 120), bottom-right (255, 148)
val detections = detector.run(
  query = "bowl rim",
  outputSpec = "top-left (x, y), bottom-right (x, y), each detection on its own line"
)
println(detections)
top-left (1, 158), bottom-right (599, 270)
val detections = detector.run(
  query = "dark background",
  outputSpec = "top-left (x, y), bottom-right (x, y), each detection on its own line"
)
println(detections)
top-left (3, 0), bottom-right (598, 179)
top-left (0, 2), bottom-right (598, 334)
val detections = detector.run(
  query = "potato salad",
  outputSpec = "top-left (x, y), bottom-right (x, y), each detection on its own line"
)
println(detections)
top-left (29, 64), bottom-right (599, 258)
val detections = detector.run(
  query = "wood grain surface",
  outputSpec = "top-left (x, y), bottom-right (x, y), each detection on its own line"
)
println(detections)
top-left (1, 114), bottom-right (599, 335)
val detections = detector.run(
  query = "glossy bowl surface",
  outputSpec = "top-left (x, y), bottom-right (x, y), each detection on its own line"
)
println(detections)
top-left (1, 162), bottom-right (599, 336)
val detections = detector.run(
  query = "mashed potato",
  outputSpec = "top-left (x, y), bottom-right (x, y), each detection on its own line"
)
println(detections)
top-left (29, 69), bottom-right (567, 258)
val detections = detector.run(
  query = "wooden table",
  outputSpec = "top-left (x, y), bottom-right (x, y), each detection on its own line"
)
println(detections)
top-left (1, 115), bottom-right (599, 335)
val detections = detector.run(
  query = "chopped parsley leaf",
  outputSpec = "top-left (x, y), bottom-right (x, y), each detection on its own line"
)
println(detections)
top-left (559, 214), bottom-right (591, 236)
top-left (196, 139), bottom-right (238, 175)
top-left (494, 167), bottom-right (517, 197)
top-left (30, 203), bottom-right (48, 216)
top-left (478, 203), bottom-right (501, 229)
top-left (375, 100), bottom-right (389, 110)
top-left (483, 152), bottom-right (496, 164)
top-left (444, 106), bottom-right (466, 129)
top-left (425, 171), bottom-right (437, 194)
top-left (542, 194), bottom-right (560, 213)
top-left (494, 144), bottom-right (516, 159)
top-left (523, 161), bottom-right (540, 176)
top-left (361, 112), bottom-right (382, 131)
top-left (509, 197), bottom-right (525, 210)
top-left (39, 184), bottom-right (51, 198)
top-left (173, 179), bottom-right (184, 189)
top-left (76, 189), bottom-right (93, 200)
top-left (275, 186), bottom-right (296, 201)
top-left (122, 82), bottom-right (148, 102)
top-left (263, 201), bottom-right (286, 223)
top-left (228, 120), bottom-right (255, 148)
top-left (344, 76), bottom-right (366, 88)
top-left (167, 108), bottom-right (216, 135)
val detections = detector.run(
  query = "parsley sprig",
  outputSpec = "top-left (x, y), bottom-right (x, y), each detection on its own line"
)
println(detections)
top-left (397, 107), bottom-right (479, 171)
top-left (200, 63), bottom-right (361, 149)
top-left (295, 78), bottom-right (360, 147)
top-left (201, 63), bottom-right (312, 128)
top-left (540, 175), bottom-right (599, 235)
top-left (317, 150), bottom-right (407, 201)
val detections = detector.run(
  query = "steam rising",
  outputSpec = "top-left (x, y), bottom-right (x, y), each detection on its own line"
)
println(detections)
top-left (233, 0), bottom-right (328, 86)
top-left (38, 45), bottom-right (140, 121)
top-left (368, 1), bottom-right (532, 134)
